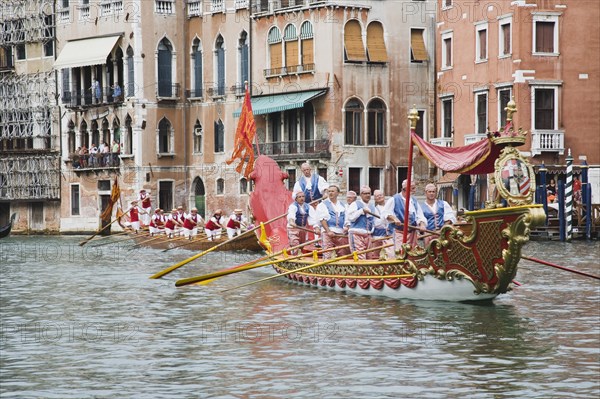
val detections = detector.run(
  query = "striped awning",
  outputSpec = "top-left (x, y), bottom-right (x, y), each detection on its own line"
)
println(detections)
top-left (233, 90), bottom-right (326, 117)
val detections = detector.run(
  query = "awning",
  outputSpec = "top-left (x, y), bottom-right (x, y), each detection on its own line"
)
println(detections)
top-left (233, 90), bottom-right (326, 117)
top-left (54, 35), bottom-right (121, 69)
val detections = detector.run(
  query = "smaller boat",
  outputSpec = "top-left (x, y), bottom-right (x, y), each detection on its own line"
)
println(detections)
top-left (0, 213), bottom-right (16, 239)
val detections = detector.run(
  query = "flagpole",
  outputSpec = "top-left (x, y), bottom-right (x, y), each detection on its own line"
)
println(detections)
top-left (403, 106), bottom-right (420, 245)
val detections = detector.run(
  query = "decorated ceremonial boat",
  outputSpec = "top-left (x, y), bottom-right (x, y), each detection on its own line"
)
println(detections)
top-left (248, 106), bottom-right (545, 302)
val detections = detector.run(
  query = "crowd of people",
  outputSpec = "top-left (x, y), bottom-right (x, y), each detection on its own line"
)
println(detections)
top-left (72, 141), bottom-right (121, 168)
top-left (286, 163), bottom-right (457, 260)
top-left (125, 189), bottom-right (249, 241)
top-left (122, 163), bottom-right (458, 255)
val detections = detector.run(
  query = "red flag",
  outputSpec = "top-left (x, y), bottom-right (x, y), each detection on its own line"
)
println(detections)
top-left (227, 87), bottom-right (256, 178)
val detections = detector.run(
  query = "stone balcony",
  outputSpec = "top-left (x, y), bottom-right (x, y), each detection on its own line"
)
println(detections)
top-left (531, 130), bottom-right (565, 156)
top-left (430, 137), bottom-right (453, 147)
top-left (464, 133), bottom-right (488, 145)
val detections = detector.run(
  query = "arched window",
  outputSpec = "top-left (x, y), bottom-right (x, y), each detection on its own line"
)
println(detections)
top-left (67, 120), bottom-right (76, 154)
top-left (112, 117), bottom-right (121, 146)
top-left (344, 98), bottom-right (364, 145)
top-left (283, 24), bottom-right (298, 72)
top-left (101, 118), bottom-right (110, 145)
top-left (191, 38), bottom-right (203, 97)
top-left (158, 117), bottom-right (172, 154)
top-left (366, 22), bottom-right (388, 63)
top-left (216, 178), bottom-right (224, 195)
top-left (240, 177), bottom-right (248, 194)
top-left (80, 120), bottom-right (89, 149)
top-left (344, 20), bottom-right (366, 62)
top-left (238, 31), bottom-right (248, 90)
top-left (124, 114), bottom-right (133, 155)
top-left (126, 46), bottom-right (135, 97)
top-left (300, 21), bottom-right (314, 71)
top-left (215, 35), bottom-right (225, 96)
top-left (157, 38), bottom-right (173, 97)
top-left (193, 177), bottom-right (206, 217)
top-left (268, 27), bottom-right (282, 74)
top-left (214, 119), bottom-right (224, 153)
top-left (193, 120), bottom-right (203, 153)
top-left (91, 120), bottom-right (100, 147)
top-left (367, 99), bottom-right (386, 145)
top-left (114, 47), bottom-right (124, 100)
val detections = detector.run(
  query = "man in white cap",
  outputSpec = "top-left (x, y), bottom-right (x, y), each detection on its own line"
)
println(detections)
top-left (383, 179), bottom-right (426, 248)
top-left (182, 207), bottom-right (203, 239)
top-left (137, 189), bottom-right (152, 226)
top-left (287, 191), bottom-right (318, 254)
top-left (226, 208), bottom-right (248, 239)
top-left (205, 209), bottom-right (226, 241)
top-left (346, 186), bottom-right (377, 259)
top-left (291, 162), bottom-right (329, 204)
top-left (369, 189), bottom-right (394, 259)
top-left (420, 183), bottom-right (456, 246)
top-left (149, 208), bottom-right (165, 236)
top-left (127, 200), bottom-right (142, 233)
top-left (315, 185), bottom-right (350, 259)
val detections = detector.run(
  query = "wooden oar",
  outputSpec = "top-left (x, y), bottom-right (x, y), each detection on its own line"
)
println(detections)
top-left (90, 229), bottom-right (150, 248)
top-left (522, 255), bottom-right (600, 280)
top-left (151, 198), bottom-right (323, 279)
top-left (160, 229), bottom-right (221, 252)
top-left (174, 238), bottom-right (325, 287)
top-left (79, 208), bottom-right (132, 246)
top-left (221, 242), bottom-right (395, 292)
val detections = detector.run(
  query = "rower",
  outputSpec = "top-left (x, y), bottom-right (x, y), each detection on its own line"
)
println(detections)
top-left (127, 200), bottom-right (142, 233)
top-left (183, 207), bottom-right (203, 240)
top-left (291, 162), bottom-right (329, 204)
top-left (226, 209), bottom-right (248, 239)
top-left (383, 179), bottom-right (426, 248)
top-left (205, 209), bottom-right (226, 241)
top-left (149, 208), bottom-right (165, 236)
top-left (420, 183), bottom-right (456, 246)
top-left (346, 186), bottom-right (376, 260)
top-left (138, 189), bottom-right (152, 226)
top-left (287, 191), bottom-right (318, 255)
top-left (369, 189), bottom-right (394, 259)
top-left (164, 209), bottom-right (179, 239)
top-left (316, 185), bottom-right (350, 259)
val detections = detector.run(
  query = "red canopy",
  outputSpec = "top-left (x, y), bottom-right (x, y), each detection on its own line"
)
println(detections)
top-left (411, 132), bottom-right (501, 175)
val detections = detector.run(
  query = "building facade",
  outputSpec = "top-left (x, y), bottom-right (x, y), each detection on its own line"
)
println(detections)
top-left (54, 0), bottom-right (436, 232)
top-left (0, 0), bottom-right (60, 232)
top-left (434, 0), bottom-right (600, 208)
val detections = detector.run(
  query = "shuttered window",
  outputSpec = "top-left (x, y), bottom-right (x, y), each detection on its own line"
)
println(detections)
top-left (268, 27), bottom-right (282, 71)
top-left (344, 20), bottom-right (366, 62)
top-left (285, 41), bottom-right (298, 70)
top-left (300, 21), bottom-right (314, 67)
top-left (410, 28), bottom-right (428, 62)
top-left (476, 92), bottom-right (487, 134)
top-left (366, 22), bottom-right (387, 63)
top-left (501, 23), bottom-right (511, 55)
top-left (478, 29), bottom-right (487, 60)
top-left (301, 38), bottom-right (313, 65)
top-left (535, 21), bottom-right (554, 53)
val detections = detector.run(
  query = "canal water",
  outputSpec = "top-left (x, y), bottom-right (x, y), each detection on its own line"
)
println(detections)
top-left (1, 236), bottom-right (598, 398)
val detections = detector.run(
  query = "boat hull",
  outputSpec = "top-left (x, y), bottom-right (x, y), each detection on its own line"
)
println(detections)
top-left (265, 205), bottom-right (545, 302)
top-left (130, 232), bottom-right (263, 252)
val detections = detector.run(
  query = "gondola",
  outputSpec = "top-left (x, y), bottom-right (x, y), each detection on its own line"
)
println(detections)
top-left (0, 213), bottom-right (17, 239)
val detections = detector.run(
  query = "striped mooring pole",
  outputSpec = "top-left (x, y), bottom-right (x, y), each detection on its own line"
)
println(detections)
top-left (565, 149), bottom-right (574, 241)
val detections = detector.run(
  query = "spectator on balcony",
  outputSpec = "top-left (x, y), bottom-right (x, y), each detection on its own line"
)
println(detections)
top-left (90, 79), bottom-right (101, 103)
top-left (79, 145), bottom-right (88, 168)
top-left (89, 144), bottom-right (98, 167)
top-left (101, 142), bottom-right (110, 166)
top-left (112, 83), bottom-right (122, 102)
top-left (292, 162), bottom-right (329, 204)
top-left (111, 141), bottom-right (120, 166)
top-left (72, 147), bottom-right (82, 168)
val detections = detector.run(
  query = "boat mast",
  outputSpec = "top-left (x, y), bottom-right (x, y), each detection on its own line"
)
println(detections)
top-left (402, 107), bottom-right (420, 245)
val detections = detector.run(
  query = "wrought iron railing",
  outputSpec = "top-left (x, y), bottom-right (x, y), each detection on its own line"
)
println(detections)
top-left (157, 83), bottom-right (181, 99)
top-left (61, 87), bottom-right (124, 107)
top-left (259, 139), bottom-right (329, 156)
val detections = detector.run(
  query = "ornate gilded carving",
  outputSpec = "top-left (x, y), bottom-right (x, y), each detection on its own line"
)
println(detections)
top-left (494, 146), bottom-right (536, 206)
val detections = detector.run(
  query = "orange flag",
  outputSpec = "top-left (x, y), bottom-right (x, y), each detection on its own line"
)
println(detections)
top-left (227, 87), bottom-right (256, 178)
top-left (100, 177), bottom-right (121, 222)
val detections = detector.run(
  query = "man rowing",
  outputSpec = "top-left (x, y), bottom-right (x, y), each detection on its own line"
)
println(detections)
top-left (383, 179), bottom-right (426, 248)
top-left (420, 183), bottom-right (456, 246)
top-left (287, 191), bottom-right (318, 254)
top-left (316, 185), bottom-right (349, 259)
top-left (292, 162), bottom-right (329, 204)
top-left (347, 186), bottom-right (376, 260)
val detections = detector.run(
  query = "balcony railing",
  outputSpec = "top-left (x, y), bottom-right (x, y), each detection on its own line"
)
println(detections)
top-left (208, 84), bottom-right (226, 97)
top-left (157, 83), bottom-right (181, 99)
top-left (464, 133), bottom-right (487, 145)
top-left (69, 153), bottom-right (121, 170)
top-left (531, 130), bottom-right (565, 156)
top-left (155, 0), bottom-right (174, 14)
top-left (186, 87), bottom-right (203, 98)
top-left (430, 137), bottom-right (454, 147)
top-left (259, 139), bottom-right (330, 158)
top-left (264, 63), bottom-right (314, 77)
top-left (234, 0), bottom-right (249, 9)
top-left (187, 0), bottom-right (201, 15)
top-left (61, 87), bottom-right (124, 108)
top-left (210, 0), bottom-right (225, 12)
